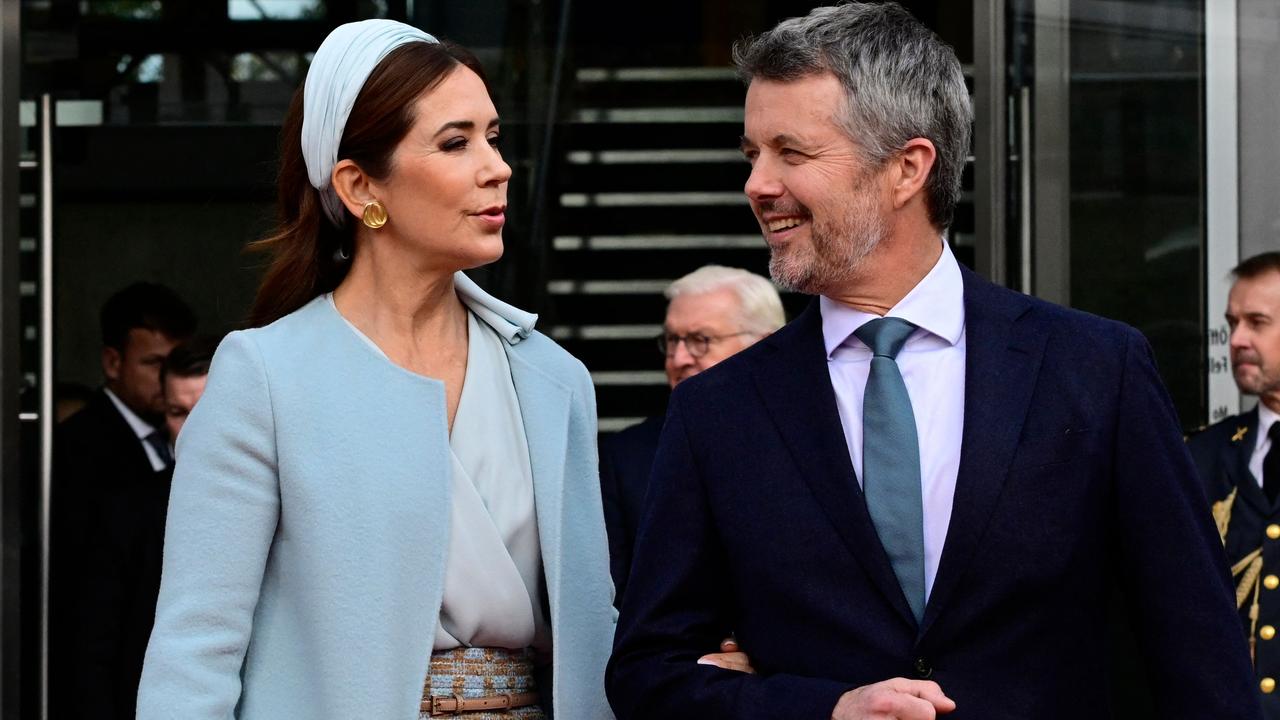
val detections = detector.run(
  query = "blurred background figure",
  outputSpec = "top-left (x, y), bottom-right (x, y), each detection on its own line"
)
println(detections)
top-left (1188, 252), bottom-right (1280, 718)
top-left (50, 282), bottom-right (195, 720)
top-left (68, 334), bottom-right (216, 720)
top-left (160, 335), bottom-right (220, 447)
top-left (600, 265), bottom-right (783, 602)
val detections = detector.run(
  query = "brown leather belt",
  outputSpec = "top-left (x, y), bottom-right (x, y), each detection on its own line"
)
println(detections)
top-left (421, 691), bottom-right (541, 716)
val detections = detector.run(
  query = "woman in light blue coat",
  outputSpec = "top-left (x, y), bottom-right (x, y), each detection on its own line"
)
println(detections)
top-left (136, 21), bottom-right (617, 719)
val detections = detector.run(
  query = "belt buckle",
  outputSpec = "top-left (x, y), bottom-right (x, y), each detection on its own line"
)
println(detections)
top-left (426, 694), bottom-right (461, 716)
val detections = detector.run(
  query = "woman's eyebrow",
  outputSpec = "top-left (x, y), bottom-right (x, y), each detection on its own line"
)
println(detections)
top-left (433, 117), bottom-right (501, 137)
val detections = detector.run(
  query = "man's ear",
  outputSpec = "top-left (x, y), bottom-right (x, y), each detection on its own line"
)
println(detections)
top-left (890, 137), bottom-right (937, 210)
top-left (102, 346), bottom-right (122, 382)
top-left (331, 159), bottom-right (380, 220)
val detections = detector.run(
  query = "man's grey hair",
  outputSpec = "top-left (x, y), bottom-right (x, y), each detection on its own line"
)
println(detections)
top-left (665, 265), bottom-right (786, 336)
top-left (732, 1), bottom-right (973, 230)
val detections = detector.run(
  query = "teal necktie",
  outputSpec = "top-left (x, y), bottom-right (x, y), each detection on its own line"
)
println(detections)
top-left (854, 317), bottom-right (925, 623)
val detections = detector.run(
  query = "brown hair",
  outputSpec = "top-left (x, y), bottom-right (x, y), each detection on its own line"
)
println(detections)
top-left (247, 40), bottom-right (489, 327)
top-left (1234, 252), bottom-right (1280, 281)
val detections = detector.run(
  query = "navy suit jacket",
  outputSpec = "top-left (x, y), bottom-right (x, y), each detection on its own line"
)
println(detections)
top-left (600, 414), bottom-right (665, 603)
top-left (607, 268), bottom-right (1260, 719)
top-left (52, 390), bottom-right (169, 720)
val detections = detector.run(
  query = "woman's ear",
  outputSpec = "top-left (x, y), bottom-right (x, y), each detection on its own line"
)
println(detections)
top-left (331, 159), bottom-right (378, 219)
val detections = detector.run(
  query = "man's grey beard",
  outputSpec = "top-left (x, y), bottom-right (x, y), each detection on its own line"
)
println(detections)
top-left (767, 196), bottom-right (888, 296)
top-left (1234, 364), bottom-right (1280, 398)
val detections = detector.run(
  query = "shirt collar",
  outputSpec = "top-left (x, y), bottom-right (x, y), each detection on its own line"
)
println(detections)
top-left (103, 387), bottom-right (158, 441)
top-left (820, 239), bottom-right (966, 358)
top-left (1259, 402), bottom-right (1280, 450)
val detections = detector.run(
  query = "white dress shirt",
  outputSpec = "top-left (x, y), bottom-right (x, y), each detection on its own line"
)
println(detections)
top-left (821, 240), bottom-right (966, 601)
top-left (103, 387), bottom-right (168, 472)
top-left (1251, 402), bottom-right (1279, 487)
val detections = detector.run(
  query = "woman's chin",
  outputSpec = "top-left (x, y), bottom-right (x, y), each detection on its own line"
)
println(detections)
top-left (458, 238), bottom-right (505, 271)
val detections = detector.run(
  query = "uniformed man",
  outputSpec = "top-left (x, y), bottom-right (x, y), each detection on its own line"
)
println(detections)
top-left (1189, 251), bottom-right (1280, 715)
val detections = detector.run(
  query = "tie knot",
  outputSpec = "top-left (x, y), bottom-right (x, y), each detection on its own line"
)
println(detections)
top-left (145, 429), bottom-right (174, 469)
top-left (853, 317), bottom-right (917, 359)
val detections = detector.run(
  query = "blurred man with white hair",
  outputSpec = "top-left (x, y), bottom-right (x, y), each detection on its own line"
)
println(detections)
top-left (600, 265), bottom-right (784, 603)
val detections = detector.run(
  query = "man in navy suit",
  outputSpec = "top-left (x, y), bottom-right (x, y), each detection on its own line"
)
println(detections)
top-left (601, 265), bottom-right (784, 603)
top-left (52, 282), bottom-right (196, 720)
top-left (605, 4), bottom-right (1259, 719)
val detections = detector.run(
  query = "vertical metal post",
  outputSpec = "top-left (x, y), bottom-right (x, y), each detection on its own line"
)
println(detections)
top-left (0, 0), bottom-right (24, 716)
top-left (38, 94), bottom-right (54, 720)
top-left (974, 0), bottom-right (1008, 285)
top-left (1030, 0), bottom-right (1071, 306)
top-left (1019, 86), bottom-right (1033, 294)
top-left (1205, 0), bottom-right (1240, 422)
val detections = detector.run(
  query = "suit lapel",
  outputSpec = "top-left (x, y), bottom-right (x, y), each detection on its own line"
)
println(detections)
top-left (921, 269), bottom-right (1045, 635)
top-left (96, 389), bottom-right (160, 479)
top-left (1225, 407), bottom-right (1266, 515)
top-left (749, 300), bottom-right (917, 628)
top-left (504, 343), bottom-right (571, 621)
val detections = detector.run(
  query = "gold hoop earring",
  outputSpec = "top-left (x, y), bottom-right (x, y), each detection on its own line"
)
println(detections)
top-left (361, 200), bottom-right (388, 229)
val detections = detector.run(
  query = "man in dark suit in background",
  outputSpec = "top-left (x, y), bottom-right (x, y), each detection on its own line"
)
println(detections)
top-left (1189, 251), bottom-right (1280, 716)
top-left (600, 265), bottom-right (783, 603)
top-left (76, 335), bottom-right (217, 720)
top-left (51, 282), bottom-right (196, 720)
top-left (606, 4), bottom-right (1259, 719)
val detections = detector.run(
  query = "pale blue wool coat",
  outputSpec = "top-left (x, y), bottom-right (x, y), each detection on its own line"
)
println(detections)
top-left (137, 275), bottom-right (617, 719)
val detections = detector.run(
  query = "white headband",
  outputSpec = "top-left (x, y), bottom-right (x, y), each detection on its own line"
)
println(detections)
top-left (301, 19), bottom-right (437, 227)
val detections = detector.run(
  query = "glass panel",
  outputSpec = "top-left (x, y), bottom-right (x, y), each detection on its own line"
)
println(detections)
top-left (1067, 0), bottom-right (1204, 430)
top-left (79, 0), bottom-right (163, 19)
top-left (226, 0), bottom-right (326, 20)
top-left (1008, 0), bottom-right (1206, 428)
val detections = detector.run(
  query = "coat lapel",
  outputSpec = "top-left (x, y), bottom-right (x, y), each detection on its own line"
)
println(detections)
top-left (749, 300), bottom-right (918, 628)
top-left (504, 343), bottom-right (571, 622)
top-left (1225, 407), bottom-right (1266, 515)
top-left (96, 389), bottom-right (163, 478)
top-left (921, 269), bottom-right (1045, 635)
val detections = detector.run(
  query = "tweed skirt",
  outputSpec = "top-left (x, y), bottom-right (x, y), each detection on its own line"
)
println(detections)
top-left (420, 647), bottom-right (545, 719)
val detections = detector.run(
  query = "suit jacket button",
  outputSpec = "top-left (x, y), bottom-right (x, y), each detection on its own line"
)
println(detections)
top-left (914, 657), bottom-right (933, 678)
top-left (1262, 677), bottom-right (1276, 694)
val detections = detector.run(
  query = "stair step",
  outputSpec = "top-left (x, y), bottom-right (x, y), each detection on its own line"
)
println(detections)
top-left (576, 67), bottom-right (738, 82)
top-left (572, 76), bottom-right (744, 108)
top-left (594, 384), bottom-right (670, 419)
top-left (547, 279), bottom-right (674, 294)
top-left (551, 246), bottom-right (769, 280)
top-left (554, 205), bottom-right (758, 235)
top-left (545, 290), bottom-right (809, 326)
top-left (566, 149), bottom-right (743, 164)
top-left (571, 107), bottom-right (744, 124)
top-left (598, 417), bottom-right (651, 433)
top-left (553, 234), bottom-right (762, 251)
top-left (560, 191), bottom-right (748, 208)
top-left (558, 162), bottom-right (748, 193)
top-left (561, 122), bottom-right (741, 151)
top-left (591, 370), bottom-right (668, 386)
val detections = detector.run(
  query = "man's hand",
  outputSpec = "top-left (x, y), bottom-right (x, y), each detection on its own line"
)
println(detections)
top-left (831, 679), bottom-right (956, 719)
top-left (695, 637), bottom-right (756, 674)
